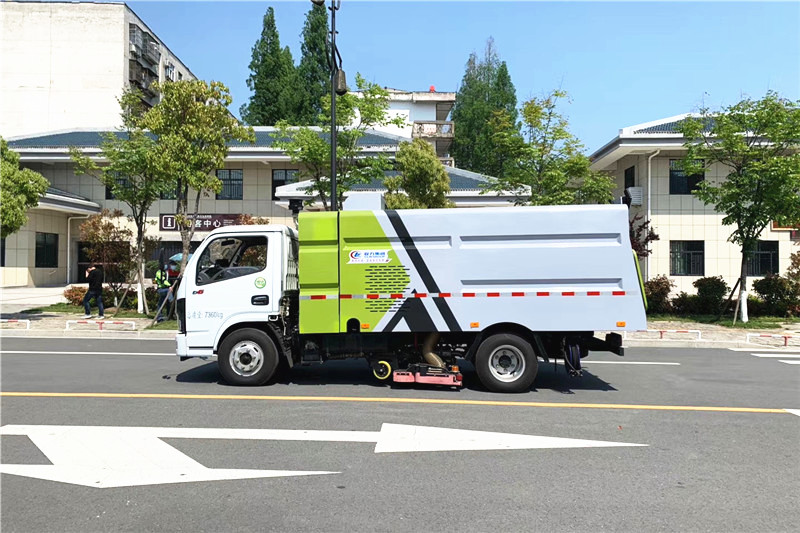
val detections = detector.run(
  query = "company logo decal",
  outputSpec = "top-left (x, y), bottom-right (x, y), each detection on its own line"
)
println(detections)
top-left (348, 250), bottom-right (391, 264)
top-left (254, 277), bottom-right (267, 289)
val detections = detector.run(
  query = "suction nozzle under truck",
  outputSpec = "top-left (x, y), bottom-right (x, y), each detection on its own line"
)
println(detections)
top-left (175, 205), bottom-right (647, 393)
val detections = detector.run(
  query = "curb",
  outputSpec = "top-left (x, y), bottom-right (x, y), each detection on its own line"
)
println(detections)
top-left (0, 328), bottom-right (177, 340)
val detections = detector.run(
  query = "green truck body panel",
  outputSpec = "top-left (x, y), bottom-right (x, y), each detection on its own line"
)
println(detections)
top-left (298, 212), bottom-right (339, 334)
top-left (298, 211), bottom-right (410, 334)
top-left (338, 211), bottom-right (410, 333)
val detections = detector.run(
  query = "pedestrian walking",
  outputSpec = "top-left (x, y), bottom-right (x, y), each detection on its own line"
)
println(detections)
top-left (154, 263), bottom-right (172, 322)
top-left (83, 264), bottom-right (104, 319)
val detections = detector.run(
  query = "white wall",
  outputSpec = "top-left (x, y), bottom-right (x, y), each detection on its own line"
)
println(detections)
top-left (611, 155), bottom-right (795, 295)
top-left (1, 2), bottom-right (126, 137)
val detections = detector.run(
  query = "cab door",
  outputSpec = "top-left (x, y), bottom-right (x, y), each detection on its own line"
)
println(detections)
top-left (183, 232), bottom-right (278, 350)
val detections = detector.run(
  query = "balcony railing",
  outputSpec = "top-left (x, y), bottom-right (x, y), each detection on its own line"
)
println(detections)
top-left (412, 120), bottom-right (454, 139)
top-left (128, 61), bottom-right (157, 97)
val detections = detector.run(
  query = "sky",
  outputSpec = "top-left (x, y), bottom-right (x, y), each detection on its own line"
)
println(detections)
top-left (127, 0), bottom-right (800, 154)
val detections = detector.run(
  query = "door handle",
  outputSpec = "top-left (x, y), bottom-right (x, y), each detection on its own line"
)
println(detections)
top-left (251, 295), bottom-right (269, 306)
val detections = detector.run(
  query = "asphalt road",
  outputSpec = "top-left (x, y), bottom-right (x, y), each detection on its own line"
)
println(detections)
top-left (1, 337), bottom-right (798, 533)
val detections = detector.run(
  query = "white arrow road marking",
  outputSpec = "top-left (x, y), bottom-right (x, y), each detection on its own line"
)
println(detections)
top-left (785, 409), bottom-right (800, 417)
top-left (0, 424), bottom-right (647, 488)
top-left (778, 360), bottom-right (800, 365)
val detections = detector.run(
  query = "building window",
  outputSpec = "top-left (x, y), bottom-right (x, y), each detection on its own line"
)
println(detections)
top-left (35, 232), bottom-right (59, 268)
top-left (216, 169), bottom-right (243, 200)
top-left (624, 166), bottom-right (636, 189)
top-left (164, 62), bottom-right (176, 82)
top-left (669, 160), bottom-right (704, 195)
top-left (670, 240), bottom-right (704, 276)
top-left (272, 169), bottom-right (299, 199)
top-left (105, 175), bottom-right (130, 200)
top-left (747, 241), bottom-right (779, 276)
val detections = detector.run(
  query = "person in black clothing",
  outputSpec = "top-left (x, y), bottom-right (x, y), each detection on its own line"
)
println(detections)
top-left (83, 264), bottom-right (104, 319)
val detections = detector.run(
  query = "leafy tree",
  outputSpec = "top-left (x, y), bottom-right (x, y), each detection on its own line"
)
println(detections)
top-left (273, 74), bottom-right (402, 210)
top-left (143, 80), bottom-right (255, 274)
top-left (296, 3), bottom-right (330, 125)
top-left (384, 139), bottom-right (453, 209)
top-left (451, 38), bottom-right (518, 177)
top-left (0, 138), bottom-right (49, 238)
top-left (71, 89), bottom-right (170, 313)
top-left (240, 7), bottom-right (298, 125)
top-left (678, 91), bottom-right (800, 322)
top-left (80, 209), bottom-right (134, 307)
top-left (484, 90), bottom-right (614, 206)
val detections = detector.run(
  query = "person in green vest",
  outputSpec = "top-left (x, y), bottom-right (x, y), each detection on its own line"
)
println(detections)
top-left (154, 264), bottom-right (172, 322)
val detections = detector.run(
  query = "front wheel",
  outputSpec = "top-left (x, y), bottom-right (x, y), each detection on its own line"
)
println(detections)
top-left (218, 328), bottom-right (279, 386)
top-left (475, 333), bottom-right (538, 393)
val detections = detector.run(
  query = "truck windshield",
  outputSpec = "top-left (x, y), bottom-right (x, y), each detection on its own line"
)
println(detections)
top-left (195, 235), bottom-right (268, 285)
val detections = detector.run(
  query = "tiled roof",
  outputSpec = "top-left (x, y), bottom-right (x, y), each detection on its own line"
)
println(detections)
top-left (46, 187), bottom-right (92, 201)
top-left (632, 118), bottom-right (714, 135)
top-left (8, 129), bottom-right (402, 149)
top-left (352, 167), bottom-right (489, 192)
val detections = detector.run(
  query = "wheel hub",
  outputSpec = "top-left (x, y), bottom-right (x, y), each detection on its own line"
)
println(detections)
top-left (488, 345), bottom-right (526, 382)
top-left (230, 341), bottom-right (264, 376)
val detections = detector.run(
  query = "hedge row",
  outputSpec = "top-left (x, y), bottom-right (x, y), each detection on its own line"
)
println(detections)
top-left (644, 274), bottom-right (800, 317)
top-left (63, 285), bottom-right (159, 311)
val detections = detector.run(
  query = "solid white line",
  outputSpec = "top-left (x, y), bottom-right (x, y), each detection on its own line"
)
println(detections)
top-left (786, 409), bottom-right (800, 417)
top-left (0, 350), bottom-right (174, 357)
top-left (751, 353), bottom-right (800, 358)
top-left (580, 361), bottom-right (680, 366)
top-left (730, 348), bottom-right (796, 352)
top-left (778, 360), bottom-right (800, 365)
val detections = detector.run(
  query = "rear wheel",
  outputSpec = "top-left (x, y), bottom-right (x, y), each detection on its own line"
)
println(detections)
top-left (218, 328), bottom-right (279, 386)
top-left (475, 333), bottom-right (538, 393)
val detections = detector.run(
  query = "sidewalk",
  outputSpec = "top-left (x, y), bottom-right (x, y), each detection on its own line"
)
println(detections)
top-left (1, 285), bottom-right (798, 347)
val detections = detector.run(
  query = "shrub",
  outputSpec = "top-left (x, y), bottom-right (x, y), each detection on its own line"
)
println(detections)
top-left (693, 276), bottom-right (729, 314)
top-left (752, 274), bottom-right (800, 316)
top-left (126, 286), bottom-right (159, 311)
top-left (63, 285), bottom-right (115, 307)
top-left (671, 292), bottom-right (701, 315)
top-left (644, 275), bottom-right (674, 314)
top-left (744, 296), bottom-right (768, 317)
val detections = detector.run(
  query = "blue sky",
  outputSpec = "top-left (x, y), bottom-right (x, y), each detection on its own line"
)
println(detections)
top-left (128, 1), bottom-right (799, 153)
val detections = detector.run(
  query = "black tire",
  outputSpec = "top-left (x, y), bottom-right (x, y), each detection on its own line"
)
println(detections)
top-left (475, 333), bottom-right (538, 393)
top-left (218, 328), bottom-right (279, 386)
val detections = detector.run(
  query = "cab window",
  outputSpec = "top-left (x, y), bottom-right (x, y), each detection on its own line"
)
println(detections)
top-left (195, 235), bottom-right (268, 285)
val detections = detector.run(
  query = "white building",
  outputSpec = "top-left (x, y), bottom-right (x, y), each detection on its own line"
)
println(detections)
top-left (0, 0), bottom-right (195, 138)
top-left (370, 88), bottom-right (456, 167)
top-left (590, 114), bottom-right (796, 294)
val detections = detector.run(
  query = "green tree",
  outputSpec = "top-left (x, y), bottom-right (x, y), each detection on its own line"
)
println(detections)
top-left (240, 7), bottom-right (298, 125)
top-left (296, 3), bottom-right (330, 125)
top-left (143, 80), bottom-right (255, 274)
top-left (79, 209), bottom-right (134, 308)
top-left (484, 90), bottom-right (614, 206)
top-left (0, 138), bottom-right (49, 238)
top-left (70, 89), bottom-right (170, 313)
top-left (273, 74), bottom-right (402, 210)
top-left (678, 91), bottom-right (800, 322)
top-left (451, 38), bottom-right (518, 177)
top-left (384, 139), bottom-right (453, 209)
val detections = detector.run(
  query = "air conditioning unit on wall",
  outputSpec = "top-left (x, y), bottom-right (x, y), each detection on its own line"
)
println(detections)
top-left (625, 187), bottom-right (643, 206)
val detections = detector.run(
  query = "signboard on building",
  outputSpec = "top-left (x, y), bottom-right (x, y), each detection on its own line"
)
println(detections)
top-left (159, 214), bottom-right (240, 232)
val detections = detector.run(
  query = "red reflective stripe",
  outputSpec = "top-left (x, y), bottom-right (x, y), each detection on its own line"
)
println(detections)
top-left (339, 294), bottom-right (352, 299)
top-left (462, 293), bottom-right (476, 298)
top-left (612, 291), bottom-right (626, 296)
top-left (390, 293), bottom-right (403, 299)
top-left (536, 292), bottom-right (550, 296)
top-left (512, 292), bottom-right (525, 297)
top-left (562, 292), bottom-right (575, 296)
top-left (310, 295), bottom-right (326, 300)
top-left (414, 293), bottom-right (427, 298)
top-left (487, 292), bottom-right (500, 297)
top-left (366, 294), bottom-right (380, 299)
top-left (438, 293), bottom-right (451, 298)
top-left (587, 291), bottom-right (600, 296)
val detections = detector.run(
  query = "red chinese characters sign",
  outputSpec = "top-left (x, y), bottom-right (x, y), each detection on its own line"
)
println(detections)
top-left (159, 214), bottom-right (240, 232)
